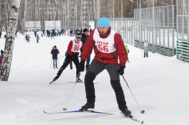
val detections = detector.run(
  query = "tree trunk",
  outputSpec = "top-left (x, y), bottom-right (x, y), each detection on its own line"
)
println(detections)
top-left (1, 0), bottom-right (21, 81)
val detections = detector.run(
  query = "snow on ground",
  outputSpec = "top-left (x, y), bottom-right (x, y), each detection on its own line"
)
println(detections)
top-left (0, 32), bottom-right (189, 125)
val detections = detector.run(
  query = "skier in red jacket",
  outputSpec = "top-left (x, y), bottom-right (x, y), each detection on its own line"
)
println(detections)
top-left (79, 17), bottom-right (131, 116)
top-left (51, 31), bottom-right (84, 83)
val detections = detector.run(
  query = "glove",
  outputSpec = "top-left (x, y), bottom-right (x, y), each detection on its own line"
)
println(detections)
top-left (79, 60), bottom-right (85, 72)
top-left (72, 52), bottom-right (79, 59)
top-left (68, 52), bottom-right (79, 59)
top-left (65, 51), bottom-right (68, 56)
top-left (117, 66), bottom-right (125, 75)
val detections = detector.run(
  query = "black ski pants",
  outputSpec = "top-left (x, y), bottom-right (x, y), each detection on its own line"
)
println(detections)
top-left (84, 59), bottom-right (127, 110)
top-left (144, 52), bottom-right (148, 57)
top-left (56, 54), bottom-right (80, 78)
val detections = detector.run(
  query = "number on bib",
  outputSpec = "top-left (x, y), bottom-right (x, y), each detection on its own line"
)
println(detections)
top-left (74, 45), bottom-right (80, 51)
top-left (97, 41), bottom-right (109, 52)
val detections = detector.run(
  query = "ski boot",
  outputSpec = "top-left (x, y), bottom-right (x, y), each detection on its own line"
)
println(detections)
top-left (76, 72), bottom-right (83, 82)
top-left (121, 108), bottom-right (131, 117)
top-left (80, 102), bottom-right (95, 111)
top-left (76, 77), bottom-right (83, 83)
top-left (53, 75), bottom-right (60, 82)
top-left (52, 66), bottom-right (64, 82)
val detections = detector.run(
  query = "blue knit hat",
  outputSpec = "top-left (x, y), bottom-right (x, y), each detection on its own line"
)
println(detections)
top-left (98, 17), bottom-right (110, 28)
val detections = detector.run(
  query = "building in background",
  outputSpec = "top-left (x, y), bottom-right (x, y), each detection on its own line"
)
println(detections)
top-left (0, 0), bottom-right (176, 31)
top-left (20, 0), bottom-right (99, 30)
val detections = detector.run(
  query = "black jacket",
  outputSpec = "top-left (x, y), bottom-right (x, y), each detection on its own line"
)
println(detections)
top-left (70, 30), bottom-right (73, 34)
top-left (51, 49), bottom-right (59, 59)
top-left (81, 34), bottom-right (89, 45)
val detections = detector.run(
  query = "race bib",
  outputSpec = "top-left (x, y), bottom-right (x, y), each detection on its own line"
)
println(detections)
top-left (144, 43), bottom-right (148, 47)
top-left (97, 41), bottom-right (109, 52)
top-left (93, 29), bottom-right (117, 53)
top-left (71, 40), bottom-right (82, 52)
top-left (73, 44), bottom-right (80, 51)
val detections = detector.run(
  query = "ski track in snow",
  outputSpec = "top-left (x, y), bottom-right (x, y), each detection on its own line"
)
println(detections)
top-left (11, 39), bottom-right (29, 71)
top-left (0, 32), bottom-right (189, 125)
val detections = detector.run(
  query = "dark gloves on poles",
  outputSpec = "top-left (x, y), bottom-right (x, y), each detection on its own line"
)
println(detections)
top-left (71, 52), bottom-right (79, 59)
top-left (79, 60), bottom-right (85, 72)
top-left (117, 66), bottom-right (125, 75)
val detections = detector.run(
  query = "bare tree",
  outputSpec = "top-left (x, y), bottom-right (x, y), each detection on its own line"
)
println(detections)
top-left (1, 0), bottom-right (21, 81)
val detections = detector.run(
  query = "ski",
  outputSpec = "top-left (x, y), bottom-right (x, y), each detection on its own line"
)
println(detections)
top-left (44, 109), bottom-right (113, 115)
top-left (67, 82), bottom-right (99, 84)
top-left (121, 113), bottom-right (144, 124)
top-left (49, 81), bottom-right (98, 84)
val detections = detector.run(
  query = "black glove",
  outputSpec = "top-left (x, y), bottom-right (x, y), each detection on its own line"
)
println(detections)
top-left (117, 66), bottom-right (125, 75)
top-left (71, 52), bottom-right (79, 59)
top-left (79, 60), bottom-right (85, 72)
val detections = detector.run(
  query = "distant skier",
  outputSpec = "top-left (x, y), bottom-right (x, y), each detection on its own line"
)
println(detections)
top-left (51, 30), bottom-right (55, 40)
top-left (0, 30), bottom-right (1, 38)
top-left (51, 31), bottom-right (84, 83)
top-left (36, 34), bottom-right (40, 43)
top-left (78, 17), bottom-right (131, 116)
top-left (51, 46), bottom-right (59, 69)
top-left (25, 35), bottom-right (30, 42)
top-left (34, 30), bottom-right (37, 37)
top-left (61, 29), bottom-right (64, 36)
top-left (56, 29), bottom-right (58, 36)
top-left (64, 29), bottom-right (66, 35)
top-left (125, 44), bottom-right (130, 63)
top-left (47, 30), bottom-right (49, 37)
top-left (43, 29), bottom-right (45, 35)
top-left (59, 29), bottom-right (61, 36)
top-left (144, 41), bottom-right (148, 57)
top-left (70, 29), bottom-right (73, 36)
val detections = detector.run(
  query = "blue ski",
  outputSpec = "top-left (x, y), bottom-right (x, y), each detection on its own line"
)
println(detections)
top-left (44, 110), bottom-right (113, 115)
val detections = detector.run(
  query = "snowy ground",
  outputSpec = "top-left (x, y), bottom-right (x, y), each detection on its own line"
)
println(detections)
top-left (0, 32), bottom-right (189, 125)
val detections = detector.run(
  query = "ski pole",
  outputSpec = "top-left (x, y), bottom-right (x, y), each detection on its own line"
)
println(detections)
top-left (50, 59), bottom-right (52, 68)
top-left (63, 82), bottom-right (77, 111)
top-left (57, 58), bottom-right (60, 68)
top-left (58, 56), bottom-right (65, 59)
top-left (121, 75), bottom-right (145, 114)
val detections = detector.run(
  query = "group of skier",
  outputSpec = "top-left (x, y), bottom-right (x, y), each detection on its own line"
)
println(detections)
top-left (51, 17), bottom-right (132, 116)
top-left (46, 29), bottom-right (65, 38)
